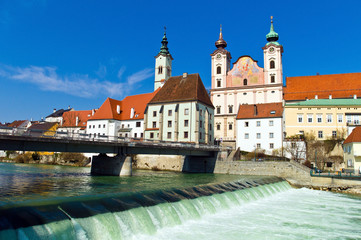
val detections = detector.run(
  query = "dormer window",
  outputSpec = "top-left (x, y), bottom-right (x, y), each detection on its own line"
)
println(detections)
top-left (270, 60), bottom-right (275, 69)
top-left (243, 79), bottom-right (248, 86)
top-left (217, 66), bottom-right (221, 74)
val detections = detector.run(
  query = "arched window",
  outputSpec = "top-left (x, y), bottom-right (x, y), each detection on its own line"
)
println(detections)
top-left (158, 66), bottom-right (163, 74)
top-left (243, 79), bottom-right (247, 86)
top-left (217, 79), bottom-right (221, 87)
top-left (217, 66), bottom-right (221, 74)
top-left (270, 75), bottom-right (275, 83)
top-left (270, 60), bottom-right (275, 69)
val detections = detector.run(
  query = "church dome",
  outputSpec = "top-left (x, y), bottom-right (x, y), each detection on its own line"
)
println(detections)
top-left (215, 25), bottom-right (227, 49)
top-left (266, 16), bottom-right (279, 42)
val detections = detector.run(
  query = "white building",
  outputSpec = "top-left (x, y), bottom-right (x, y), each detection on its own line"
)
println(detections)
top-left (57, 110), bottom-right (96, 137)
top-left (236, 102), bottom-right (283, 155)
top-left (87, 91), bottom-right (158, 140)
top-left (210, 18), bottom-right (283, 144)
top-left (145, 73), bottom-right (214, 144)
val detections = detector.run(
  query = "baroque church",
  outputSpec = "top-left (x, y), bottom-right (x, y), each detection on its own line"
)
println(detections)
top-left (210, 17), bottom-right (283, 144)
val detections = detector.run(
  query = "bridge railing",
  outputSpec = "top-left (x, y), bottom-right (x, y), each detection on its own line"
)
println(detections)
top-left (0, 126), bottom-right (224, 150)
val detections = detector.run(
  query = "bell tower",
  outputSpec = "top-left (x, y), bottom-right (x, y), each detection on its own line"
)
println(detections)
top-left (211, 25), bottom-right (231, 89)
top-left (154, 27), bottom-right (173, 91)
top-left (263, 16), bottom-right (283, 85)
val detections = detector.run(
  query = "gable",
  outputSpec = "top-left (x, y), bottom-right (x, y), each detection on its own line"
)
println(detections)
top-left (227, 56), bottom-right (264, 87)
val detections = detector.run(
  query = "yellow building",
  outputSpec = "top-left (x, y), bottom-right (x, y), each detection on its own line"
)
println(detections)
top-left (284, 99), bottom-right (361, 140)
top-left (343, 127), bottom-right (361, 173)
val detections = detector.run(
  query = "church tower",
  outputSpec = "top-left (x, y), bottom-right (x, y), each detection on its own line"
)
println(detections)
top-left (154, 28), bottom-right (173, 91)
top-left (211, 26), bottom-right (231, 89)
top-left (263, 16), bottom-right (283, 85)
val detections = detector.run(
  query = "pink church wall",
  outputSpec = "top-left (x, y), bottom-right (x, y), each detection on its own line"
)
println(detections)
top-left (226, 56), bottom-right (264, 87)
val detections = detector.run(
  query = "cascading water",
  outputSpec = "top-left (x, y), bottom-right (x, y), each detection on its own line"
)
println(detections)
top-left (1, 163), bottom-right (361, 240)
top-left (0, 177), bottom-right (289, 239)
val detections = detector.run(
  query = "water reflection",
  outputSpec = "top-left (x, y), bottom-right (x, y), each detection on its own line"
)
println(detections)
top-left (0, 162), bottom-right (260, 208)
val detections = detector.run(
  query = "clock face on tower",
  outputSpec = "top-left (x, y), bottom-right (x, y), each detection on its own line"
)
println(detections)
top-left (269, 47), bottom-right (275, 53)
top-left (216, 54), bottom-right (222, 60)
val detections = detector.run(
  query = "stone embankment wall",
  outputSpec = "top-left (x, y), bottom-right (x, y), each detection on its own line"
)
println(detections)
top-left (135, 154), bottom-right (361, 194)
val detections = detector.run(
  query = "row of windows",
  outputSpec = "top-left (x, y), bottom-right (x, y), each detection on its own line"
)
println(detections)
top-left (244, 120), bottom-right (274, 127)
top-left (244, 132), bottom-right (274, 139)
top-left (152, 109), bottom-right (211, 118)
top-left (164, 132), bottom-right (211, 141)
top-left (254, 143), bottom-right (274, 149)
top-left (297, 114), bottom-right (345, 123)
top-left (216, 123), bottom-right (233, 130)
top-left (119, 133), bottom-right (144, 138)
top-left (88, 122), bottom-right (141, 129)
top-left (150, 131), bottom-right (190, 139)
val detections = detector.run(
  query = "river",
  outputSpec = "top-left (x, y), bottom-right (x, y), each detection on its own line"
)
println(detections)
top-left (0, 162), bottom-right (360, 240)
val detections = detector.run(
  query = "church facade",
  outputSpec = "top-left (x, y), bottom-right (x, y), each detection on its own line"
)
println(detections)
top-left (210, 19), bottom-right (283, 144)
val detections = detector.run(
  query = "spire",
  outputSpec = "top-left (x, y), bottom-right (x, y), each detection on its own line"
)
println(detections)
top-left (215, 24), bottom-right (227, 49)
top-left (159, 26), bottom-right (170, 55)
top-left (266, 16), bottom-right (279, 42)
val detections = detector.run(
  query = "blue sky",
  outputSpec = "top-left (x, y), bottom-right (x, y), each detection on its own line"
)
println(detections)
top-left (0, 0), bottom-right (360, 123)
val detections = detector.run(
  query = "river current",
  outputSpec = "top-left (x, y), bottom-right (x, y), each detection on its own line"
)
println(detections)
top-left (0, 162), bottom-right (361, 240)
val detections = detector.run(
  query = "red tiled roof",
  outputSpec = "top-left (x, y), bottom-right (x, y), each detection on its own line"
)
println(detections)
top-left (344, 127), bottom-right (361, 144)
top-left (149, 73), bottom-right (214, 108)
top-left (284, 73), bottom-right (361, 101)
top-left (236, 102), bottom-right (283, 119)
top-left (8, 120), bottom-right (27, 128)
top-left (90, 90), bottom-right (159, 121)
top-left (61, 110), bottom-right (94, 128)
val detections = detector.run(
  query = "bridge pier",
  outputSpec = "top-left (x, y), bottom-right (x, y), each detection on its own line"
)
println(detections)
top-left (91, 153), bottom-right (132, 176)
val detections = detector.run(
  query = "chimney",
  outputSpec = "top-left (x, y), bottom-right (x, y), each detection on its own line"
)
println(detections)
top-left (254, 104), bottom-right (258, 116)
top-left (68, 105), bottom-right (71, 110)
top-left (92, 109), bottom-right (95, 116)
top-left (130, 108), bottom-right (135, 118)
top-left (329, 94), bottom-right (332, 99)
top-left (183, 72), bottom-right (188, 78)
top-left (53, 108), bottom-right (56, 113)
top-left (354, 94), bottom-right (357, 99)
top-left (116, 105), bottom-right (121, 114)
top-left (315, 95), bottom-right (318, 99)
top-left (76, 116), bottom-right (79, 126)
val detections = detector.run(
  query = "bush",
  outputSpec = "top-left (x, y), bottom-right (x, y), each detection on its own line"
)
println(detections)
top-left (59, 152), bottom-right (88, 166)
top-left (32, 152), bottom-right (40, 161)
top-left (303, 160), bottom-right (312, 168)
top-left (14, 153), bottom-right (32, 163)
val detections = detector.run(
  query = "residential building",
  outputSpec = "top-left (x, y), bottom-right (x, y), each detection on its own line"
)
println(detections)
top-left (343, 127), bottom-right (361, 174)
top-left (236, 102), bottom-right (283, 155)
top-left (210, 18), bottom-right (283, 144)
top-left (45, 107), bottom-right (73, 124)
top-left (284, 99), bottom-right (361, 140)
top-left (58, 110), bottom-right (96, 136)
top-left (144, 73), bottom-right (214, 144)
top-left (27, 122), bottom-right (58, 137)
top-left (87, 91), bottom-right (158, 139)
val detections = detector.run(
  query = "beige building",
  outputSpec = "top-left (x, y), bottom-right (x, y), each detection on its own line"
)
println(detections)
top-left (285, 99), bottom-right (361, 140)
top-left (343, 127), bottom-right (361, 173)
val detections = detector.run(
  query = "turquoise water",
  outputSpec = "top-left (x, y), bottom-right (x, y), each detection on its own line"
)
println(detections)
top-left (1, 162), bottom-right (361, 239)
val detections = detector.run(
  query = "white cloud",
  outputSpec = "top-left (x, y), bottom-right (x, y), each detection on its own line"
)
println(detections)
top-left (0, 64), bottom-right (154, 98)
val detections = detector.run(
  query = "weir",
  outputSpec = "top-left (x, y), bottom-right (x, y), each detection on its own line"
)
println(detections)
top-left (0, 177), bottom-right (286, 239)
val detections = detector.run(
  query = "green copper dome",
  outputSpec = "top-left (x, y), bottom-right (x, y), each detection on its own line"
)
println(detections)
top-left (159, 28), bottom-right (170, 55)
top-left (266, 16), bottom-right (279, 42)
